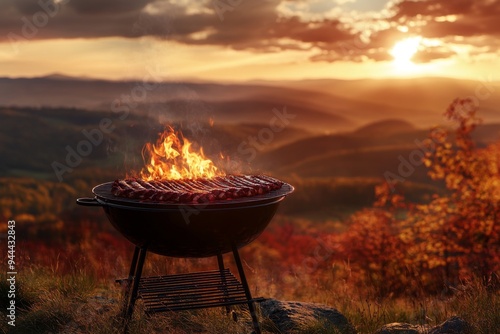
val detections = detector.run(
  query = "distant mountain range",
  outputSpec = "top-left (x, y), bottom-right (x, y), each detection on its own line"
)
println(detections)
top-left (2, 75), bottom-right (500, 133)
top-left (2, 105), bottom-right (499, 183)
top-left (2, 75), bottom-right (500, 192)
top-left (3, 76), bottom-right (500, 221)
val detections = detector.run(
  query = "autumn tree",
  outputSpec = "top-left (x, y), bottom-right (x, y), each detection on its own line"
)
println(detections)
top-left (338, 98), bottom-right (500, 295)
top-left (406, 98), bottom-right (500, 289)
top-left (338, 182), bottom-right (409, 296)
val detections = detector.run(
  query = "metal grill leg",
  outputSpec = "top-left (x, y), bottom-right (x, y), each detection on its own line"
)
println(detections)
top-left (120, 246), bottom-right (140, 318)
top-left (122, 246), bottom-right (147, 333)
top-left (217, 254), bottom-right (231, 314)
top-left (232, 246), bottom-right (261, 334)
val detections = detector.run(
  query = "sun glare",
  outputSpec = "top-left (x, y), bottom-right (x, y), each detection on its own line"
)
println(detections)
top-left (390, 37), bottom-right (422, 72)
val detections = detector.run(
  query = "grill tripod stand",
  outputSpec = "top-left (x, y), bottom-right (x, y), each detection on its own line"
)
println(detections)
top-left (118, 245), bottom-right (263, 334)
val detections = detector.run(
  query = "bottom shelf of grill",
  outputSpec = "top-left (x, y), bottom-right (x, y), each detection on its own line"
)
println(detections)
top-left (137, 269), bottom-right (263, 313)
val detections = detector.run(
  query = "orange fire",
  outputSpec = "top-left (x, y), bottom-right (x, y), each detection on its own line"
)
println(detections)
top-left (140, 127), bottom-right (224, 180)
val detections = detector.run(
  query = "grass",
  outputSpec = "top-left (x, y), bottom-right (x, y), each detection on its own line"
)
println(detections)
top-left (0, 266), bottom-right (498, 334)
top-left (0, 268), bottom-right (98, 334)
top-left (0, 219), bottom-right (497, 334)
top-left (333, 280), bottom-right (498, 333)
top-left (296, 320), bottom-right (345, 334)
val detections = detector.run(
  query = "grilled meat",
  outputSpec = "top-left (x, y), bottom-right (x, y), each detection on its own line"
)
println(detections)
top-left (111, 175), bottom-right (284, 203)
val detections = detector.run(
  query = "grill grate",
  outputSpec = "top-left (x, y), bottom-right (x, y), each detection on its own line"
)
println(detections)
top-left (93, 182), bottom-right (293, 209)
top-left (137, 269), bottom-right (264, 313)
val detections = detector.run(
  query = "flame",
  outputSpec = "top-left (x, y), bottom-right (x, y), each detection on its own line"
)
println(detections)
top-left (140, 127), bottom-right (224, 180)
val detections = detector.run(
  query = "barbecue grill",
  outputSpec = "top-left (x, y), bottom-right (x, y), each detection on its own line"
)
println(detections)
top-left (77, 180), bottom-right (294, 334)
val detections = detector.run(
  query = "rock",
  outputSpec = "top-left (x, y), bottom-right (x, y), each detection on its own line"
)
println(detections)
top-left (374, 317), bottom-right (471, 334)
top-left (429, 316), bottom-right (471, 334)
top-left (374, 323), bottom-right (428, 334)
top-left (258, 299), bottom-right (471, 334)
top-left (259, 298), bottom-right (356, 334)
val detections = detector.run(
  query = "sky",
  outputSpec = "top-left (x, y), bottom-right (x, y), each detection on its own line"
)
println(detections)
top-left (0, 0), bottom-right (499, 81)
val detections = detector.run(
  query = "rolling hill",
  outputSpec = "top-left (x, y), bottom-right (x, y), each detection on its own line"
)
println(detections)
top-left (3, 103), bottom-right (499, 182)
top-left (2, 105), bottom-right (499, 221)
top-left (3, 75), bottom-right (500, 135)
top-left (258, 76), bottom-right (500, 126)
top-left (254, 119), bottom-right (500, 184)
top-left (2, 76), bottom-right (500, 219)
top-left (0, 107), bottom-right (310, 180)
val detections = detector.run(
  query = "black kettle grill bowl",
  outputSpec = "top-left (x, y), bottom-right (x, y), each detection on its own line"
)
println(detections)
top-left (77, 182), bottom-right (293, 257)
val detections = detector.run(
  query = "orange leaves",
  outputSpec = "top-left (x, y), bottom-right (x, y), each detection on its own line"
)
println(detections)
top-left (344, 98), bottom-right (500, 294)
top-left (336, 208), bottom-right (411, 295)
top-left (405, 98), bottom-right (500, 287)
top-left (374, 182), bottom-right (407, 210)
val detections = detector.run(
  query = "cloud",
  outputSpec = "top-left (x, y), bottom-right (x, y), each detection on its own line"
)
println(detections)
top-left (393, 0), bottom-right (500, 38)
top-left (67, 0), bottom-right (153, 14)
top-left (412, 46), bottom-right (456, 63)
top-left (143, 1), bottom-right (359, 54)
top-left (0, 0), bottom-right (155, 40)
top-left (393, 0), bottom-right (499, 21)
top-left (0, 0), bottom-right (357, 45)
top-left (380, 0), bottom-right (500, 62)
top-left (0, 0), bottom-right (498, 64)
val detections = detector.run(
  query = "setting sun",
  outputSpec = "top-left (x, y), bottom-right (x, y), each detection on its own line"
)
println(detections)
top-left (390, 36), bottom-right (422, 71)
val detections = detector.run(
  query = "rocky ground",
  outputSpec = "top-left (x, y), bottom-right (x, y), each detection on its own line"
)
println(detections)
top-left (259, 299), bottom-right (472, 334)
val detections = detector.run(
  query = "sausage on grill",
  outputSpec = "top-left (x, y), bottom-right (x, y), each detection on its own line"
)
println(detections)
top-left (111, 175), bottom-right (284, 203)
